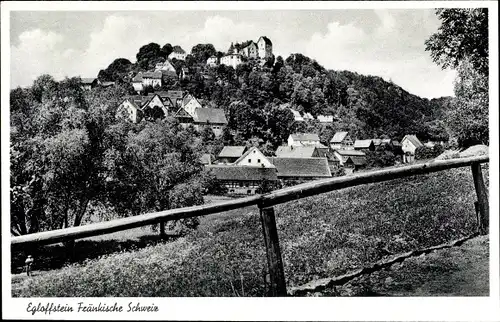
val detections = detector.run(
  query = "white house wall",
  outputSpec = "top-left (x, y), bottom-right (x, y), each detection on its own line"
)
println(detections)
top-left (235, 148), bottom-right (274, 168)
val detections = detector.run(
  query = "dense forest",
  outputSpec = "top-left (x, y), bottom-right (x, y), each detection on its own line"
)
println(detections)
top-left (96, 41), bottom-right (452, 150)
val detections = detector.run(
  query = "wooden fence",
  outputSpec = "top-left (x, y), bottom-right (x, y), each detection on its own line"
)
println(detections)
top-left (11, 155), bottom-right (490, 296)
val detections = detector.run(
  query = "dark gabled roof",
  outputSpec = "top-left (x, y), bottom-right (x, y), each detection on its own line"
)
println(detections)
top-left (193, 108), bottom-right (227, 124)
top-left (346, 156), bottom-right (367, 166)
top-left (354, 139), bottom-right (374, 149)
top-left (173, 107), bottom-right (193, 119)
top-left (402, 135), bottom-right (424, 148)
top-left (290, 133), bottom-right (320, 142)
top-left (142, 71), bottom-right (163, 79)
top-left (258, 36), bottom-right (272, 46)
top-left (269, 157), bottom-right (331, 178)
top-left (334, 149), bottom-right (366, 156)
top-left (132, 72), bottom-right (143, 82)
top-left (233, 147), bottom-right (271, 165)
top-left (81, 78), bottom-right (97, 84)
top-left (218, 146), bottom-right (247, 159)
top-left (275, 146), bottom-right (318, 158)
top-left (330, 131), bottom-right (349, 143)
top-left (172, 45), bottom-right (186, 54)
top-left (205, 165), bottom-right (278, 181)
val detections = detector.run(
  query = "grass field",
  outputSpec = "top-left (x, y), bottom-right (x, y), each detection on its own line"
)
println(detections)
top-left (11, 164), bottom-right (489, 297)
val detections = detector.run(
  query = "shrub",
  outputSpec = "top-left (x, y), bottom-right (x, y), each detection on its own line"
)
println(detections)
top-left (415, 144), bottom-right (444, 160)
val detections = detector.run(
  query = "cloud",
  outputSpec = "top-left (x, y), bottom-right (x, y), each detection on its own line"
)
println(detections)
top-left (11, 29), bottom-right (77, 87)
top-left (11, 12), bottom-right (456, 98)
top-left (183, 16), bottom-right (257, 52)
top-left (304, 10), bottom-right (456, 98)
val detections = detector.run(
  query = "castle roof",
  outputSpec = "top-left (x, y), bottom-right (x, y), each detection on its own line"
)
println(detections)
top-left (258, 36), bottom-right (273, 46)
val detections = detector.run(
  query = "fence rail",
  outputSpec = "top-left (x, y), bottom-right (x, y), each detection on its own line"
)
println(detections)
top-left (10, 155), bottom-right (490, 296)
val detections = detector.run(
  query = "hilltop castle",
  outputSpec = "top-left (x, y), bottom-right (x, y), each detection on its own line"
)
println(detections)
top-left (210, 36), bottom-right (273, 69)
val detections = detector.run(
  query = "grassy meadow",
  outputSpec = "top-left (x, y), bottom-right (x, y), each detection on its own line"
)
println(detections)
top-left (11, 164), bottom-right (488, 297)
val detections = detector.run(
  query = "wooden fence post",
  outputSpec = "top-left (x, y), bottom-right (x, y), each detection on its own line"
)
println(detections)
top-left (259, 206), bottom-right (287, 296)
top-left (159, 221), bottom-right (166, 238)
top-left (471, 163), bottom-right (489, 235)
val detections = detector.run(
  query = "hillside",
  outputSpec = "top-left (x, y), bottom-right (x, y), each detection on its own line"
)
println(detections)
top-left (96, 42), bottom-right (453, 148)
top-left (12, 165), bottom-right (487, 297)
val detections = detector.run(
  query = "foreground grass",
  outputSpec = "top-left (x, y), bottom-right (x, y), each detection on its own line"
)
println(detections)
top-left (12, 165), bottom-right (488, 297)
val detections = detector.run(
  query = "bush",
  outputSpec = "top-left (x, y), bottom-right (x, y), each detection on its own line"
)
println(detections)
top-left (365, 149), bottom-right (397, 168)
top-left (415, 144), bottom-right (444, 160)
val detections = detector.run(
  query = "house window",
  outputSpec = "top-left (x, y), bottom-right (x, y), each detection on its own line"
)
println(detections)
top-left (257, 159), bottom-right (261, 163)
top-left (248, 159), bottom-right (251, 163)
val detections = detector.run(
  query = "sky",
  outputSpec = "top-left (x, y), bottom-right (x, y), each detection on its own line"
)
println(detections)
top-left (10, 9), bottom-right (457, 98)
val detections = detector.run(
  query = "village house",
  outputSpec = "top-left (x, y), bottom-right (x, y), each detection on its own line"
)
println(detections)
top-left (169, 46), bottom-right (187, 60)
top-left (288, 133), bottom-right (321, 147)
top-left (80, 78), bottom-right (100, 91)
top-left (141, 94), bottom-right (169, 119)
top-left (141, 71), bottom-right (163, 88)
top-left (354, 139), bottom-right (375, 151)
top-left (220, 53), bottom-right (243, 69)
top-left (132, 73), bottom-right (144, 92)
top-left (131, 72), bottom-right (162, 92)
top-left (205, 165), bottom-right (278, 195)
top-left (372, 138), bottom-right (383, 148)
top-left (269, 157), bottom-right (332, 182)
top-left (181, 93), bottom-right (203, 117)
top-left (290, 109), bottom-right (304, 122)
top-left (275, 145), bottom-right (321, 158)
top-left (344, 156), bottom-right (367, 174)
top-left (317, 115), bottom-right (334, 124)
top-left (116, 98), bottom-right (144, 124)
top-left (332, 149), bottom-right (367, 167)
top-left (116, 94), bottom-right (169, 123)
top-left (401, 135), bottom-right (424, 163)
top-left (207, 55), bottom-right (219, 67)
top-left (233, 147), bottom-right (275, 168)
top-left (217, 146), bottom-right (247, 164)
top-left (173, 107), bottom-right (193, 129)
top-left (157, 90), bottom-right (186, 107)
top-left (330, 131), bottom-right (354, 150)
top-left (154, 60), bottom-right (177, 75)
top-left (192, 107), bottom-right (228, 137)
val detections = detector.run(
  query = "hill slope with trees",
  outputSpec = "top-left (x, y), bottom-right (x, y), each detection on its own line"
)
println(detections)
top-left (96, 43), bottom-right (452, 150)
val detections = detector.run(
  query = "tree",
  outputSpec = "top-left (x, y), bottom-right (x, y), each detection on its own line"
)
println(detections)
top-left (425, 9), bottom-right (488, 76)
top-left (447, 58), bottom-right (489, 147)
top-left (105, 118), bottom-right (206, 235)
top-left (136, 43), bottom-right (162, 69)
top-left (97, 58), bottom-right (132, 82)
top-left (426, 9), bottom-right (489, 148)
top-left (10, 78), bottom-right (128, 235)
top-left (161, 43), bottom-right (173, 58)
top-left (201, 125), bottom-right (216, 142)
top-left (191, 44), bottom-right (217, 64)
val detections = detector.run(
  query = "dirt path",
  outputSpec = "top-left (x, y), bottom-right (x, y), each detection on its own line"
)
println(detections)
top-left (334, 235), bottom-right (489, 296)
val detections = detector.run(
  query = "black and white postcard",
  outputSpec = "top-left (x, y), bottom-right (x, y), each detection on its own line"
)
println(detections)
top-left (1, 1), bottom-right (499, 321)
